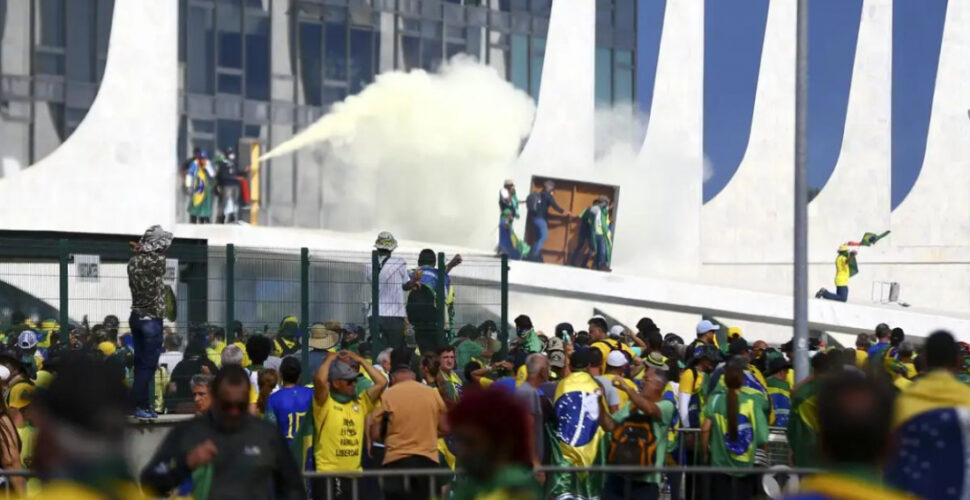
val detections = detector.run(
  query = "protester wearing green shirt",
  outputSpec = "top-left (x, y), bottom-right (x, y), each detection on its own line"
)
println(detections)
top-left (597, 367), bottom-right (673, 500)
top-left (454, 324), bottom-right (494, 372)
top-left (513, 315), bottom-right (543, 354)
top-left (701, 363), bottom-right (769, 499)
top-left (788, 350), bottom-right (839, 468)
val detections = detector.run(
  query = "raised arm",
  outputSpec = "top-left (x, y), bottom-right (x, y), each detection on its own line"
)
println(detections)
top-left (313, 351), bottom-right (338, 406)
top-left (347, 350), bottom-right (387, 402)
top-left (616, 380), bottom-right (661, 418)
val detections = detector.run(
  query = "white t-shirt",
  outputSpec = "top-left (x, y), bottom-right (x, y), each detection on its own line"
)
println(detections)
top-left (158, 351), bottom-right (184, 372)
top-left (365, 255), bottom-right (409, 318)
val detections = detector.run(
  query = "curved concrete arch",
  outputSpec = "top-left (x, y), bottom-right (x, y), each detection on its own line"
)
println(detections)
top-left (701, 0), bottom-right (795, 263)
top-left (891, 0), bottom-right (970, 247)
top-left (808, 0), bottom-right (890, 256)
top-left (632, 0), bottom-right (703, 279)
top-left (0, 0), bottom-right (176, 233)
top-left (513, 0), bottom-right (595, 182)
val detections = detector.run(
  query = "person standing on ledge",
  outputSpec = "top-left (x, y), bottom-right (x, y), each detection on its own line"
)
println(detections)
top-left (128, 225), bottom-right (173, 420)
top-left (816, 245), bottom-right (855, 302)
top-left (525, 180), bottom-right (570, 262)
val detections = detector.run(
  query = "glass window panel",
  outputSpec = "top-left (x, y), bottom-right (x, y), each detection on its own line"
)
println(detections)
top-left (614, 0), bottom-right (635, 32)
top-left (193, 119), bottom-right (216, 134)
top-left (531, 0), bottom-right (552, 16)
top-left (187, 6), bottom-right (215, 94)
top-left (349, 29), bottom-right (374, 93)
top-left (529, 36), bottom-right (545, 99)
top-left (217, 119), bottom-right (243, 152)
top-left (401, 18), bottom-right (421, 33)
top-left (66, 0), bottom-right (96, 82)
top-left (217, 73), bottom-right (242, 94)
top-left (96, 0), bottom-right (114, 59)
top-left (444, 25), bottom-right (464, 40)
top-left (446, 42), bottom-right (465, 60)
top-left (217, 1), bottom-right (243, 68)
top-left (509, 34), bottom-right (528, 92)
top-left (400, 35), bottom-right (420, 70)
top-left (466, 28), bottom-right (483, 61)
top-left (244, 124), bottom-right (262, 138)
top-left (244, 15), bottom-right (270, 100)
top-left (39, 0), bottom-right (65, 47)
top-left (614, 66), bottom-right (633, 104)
top-left (299, 22), bottom-right (323, 106)
top-left (323, 86), bottom-right (347, 107)
top-left (596, 0), bottom-right (613, 29)
top-left (36, 52), bottom-right (64, 76)
top-left (615, 49), bottom-right (633, 66)
top-left (595, 47), bottom-right (612, 105)
top-left (325, 22), bottom-right (347, 81)
top-left (421, 37), bottom-right (442, 72)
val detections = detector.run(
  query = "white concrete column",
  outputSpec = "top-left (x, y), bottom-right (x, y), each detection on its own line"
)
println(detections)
top-left (808, 0), bottom-right (891, 257)
top-left (0, 0), bottom-right (177, 233)
top-left (632, 0), bottom-right (703, 279)
top-left (701, 0), bottom-right (796, 264)
top-left (513, 0), bottom-right (595, 181)
top-left (891, 0), bottom-right (970, 247)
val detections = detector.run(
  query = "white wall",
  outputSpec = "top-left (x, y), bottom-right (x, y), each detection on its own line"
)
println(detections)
top-left (891, 0), bottom-right (970, 247)
top-left (0, 0), bottom-right (177, 234)
top-left (702, 0), bottom-right (795, 265)
top-left (808, 0), bottom-right (891, 256)
top-left (633, 0), bottom-right (703, 279)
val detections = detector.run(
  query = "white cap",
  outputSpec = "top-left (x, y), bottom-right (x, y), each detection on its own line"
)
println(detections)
top-left (0, 365), bottom-right (10, 382)
top-left (608, 325), bottom-right (626, 338)
top-left (606, 351), bottom-right (629, 367)
top-left (696, 320), bottom-right (720, 336)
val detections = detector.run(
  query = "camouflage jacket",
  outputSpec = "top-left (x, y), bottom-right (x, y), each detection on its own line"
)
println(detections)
top-left (128, 252), bottom-right (166, 318)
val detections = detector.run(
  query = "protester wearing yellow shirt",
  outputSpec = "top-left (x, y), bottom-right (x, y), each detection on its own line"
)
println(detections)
top-left (312, 350), bottom-right (387, 498)
top-left (587, 317), bottom-right (635, 373)
top-left (816, 245), bottom-right (854, 302)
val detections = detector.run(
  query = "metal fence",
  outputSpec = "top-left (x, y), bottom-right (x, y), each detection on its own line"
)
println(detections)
top-left (302, 464), bottom-right (818, 500)
top-left (0, 231), bottom-right (510, 409)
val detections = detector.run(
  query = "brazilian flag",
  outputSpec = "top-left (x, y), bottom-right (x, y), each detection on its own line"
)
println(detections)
top-left (546, 372), bottom-right (605, 500)
top-left (860, 230), bottom-right (891, 247)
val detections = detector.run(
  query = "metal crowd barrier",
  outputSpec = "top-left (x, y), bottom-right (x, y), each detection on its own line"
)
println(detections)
top-left (303, 465), bottom-right (819, 500)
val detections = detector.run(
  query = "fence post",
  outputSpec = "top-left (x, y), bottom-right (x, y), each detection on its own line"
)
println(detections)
top-left (58, 239), bottom-right (69, 344)
top-left (500, 254), bottom-right (509, 358)
top-left (370, 250), bottom-right (381, 359)
top-left (226, 244), bottom-right (235, 343)
top-left (436, 252), bottom-right (446, 343)
top-left (300, 248), bottom-right (310, 384)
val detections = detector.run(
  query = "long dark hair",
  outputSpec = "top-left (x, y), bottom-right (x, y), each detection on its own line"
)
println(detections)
top-left (724, 365), bottom-right (744, 441)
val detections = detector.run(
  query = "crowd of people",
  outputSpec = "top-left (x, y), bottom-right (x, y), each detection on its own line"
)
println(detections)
top-left (2, 225), bottom-right (970, 500)
top-left (180, 147), bottom-right (252, 224)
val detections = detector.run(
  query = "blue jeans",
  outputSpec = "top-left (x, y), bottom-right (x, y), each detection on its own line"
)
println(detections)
top-left (130, 312), bottom-right (164, 410)
top-left (821, 286), bottom-right (849, 302)
top-left (529, 217), bottom-right (548, 259)
top-left (594, 234), bottom-right (608, 269)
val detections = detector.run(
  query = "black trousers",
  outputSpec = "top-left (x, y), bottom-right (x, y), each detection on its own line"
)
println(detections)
top-left (311, 477), bottom-right (356, 500)
top-left (372, 316), bottom-right (405, 355)
top-left (382, 455), bottom-right (439, 500)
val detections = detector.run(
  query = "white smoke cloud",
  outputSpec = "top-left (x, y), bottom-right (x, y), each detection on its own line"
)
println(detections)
top-left (261, 56), bottom-right (536, 248)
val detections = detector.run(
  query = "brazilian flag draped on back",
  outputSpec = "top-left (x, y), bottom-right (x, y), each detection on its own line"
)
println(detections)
top-left (546, 372), bottom-right (605, 500)
top-left (788, 379), bottom-right (819, 467)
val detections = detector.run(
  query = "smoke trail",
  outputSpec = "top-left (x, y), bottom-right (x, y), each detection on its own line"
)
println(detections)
top-left (261, 56), bottom-right (536, 249)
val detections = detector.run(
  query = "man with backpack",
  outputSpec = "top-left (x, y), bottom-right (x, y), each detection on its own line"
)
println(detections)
top-left (524, 180), bottom-right (570, 262)
top-left (596, 364), bottom-right (674, 500)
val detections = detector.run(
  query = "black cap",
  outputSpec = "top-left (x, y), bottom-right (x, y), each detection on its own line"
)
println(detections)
top-left (570, 348), bottom-right (594, 369)
top-left (555, 323), bottom-right (575, 339)
top-left (514, 315), bottom-right (533, 331)
top-left (728, 338), bottom-right (750, 356)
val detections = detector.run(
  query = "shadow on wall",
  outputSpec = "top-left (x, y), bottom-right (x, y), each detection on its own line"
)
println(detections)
top-left (0, 280), bottom-right (61, 327)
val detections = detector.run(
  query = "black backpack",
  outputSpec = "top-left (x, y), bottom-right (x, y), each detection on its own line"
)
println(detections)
top-left (609, 412), bottom-right (659, 466)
